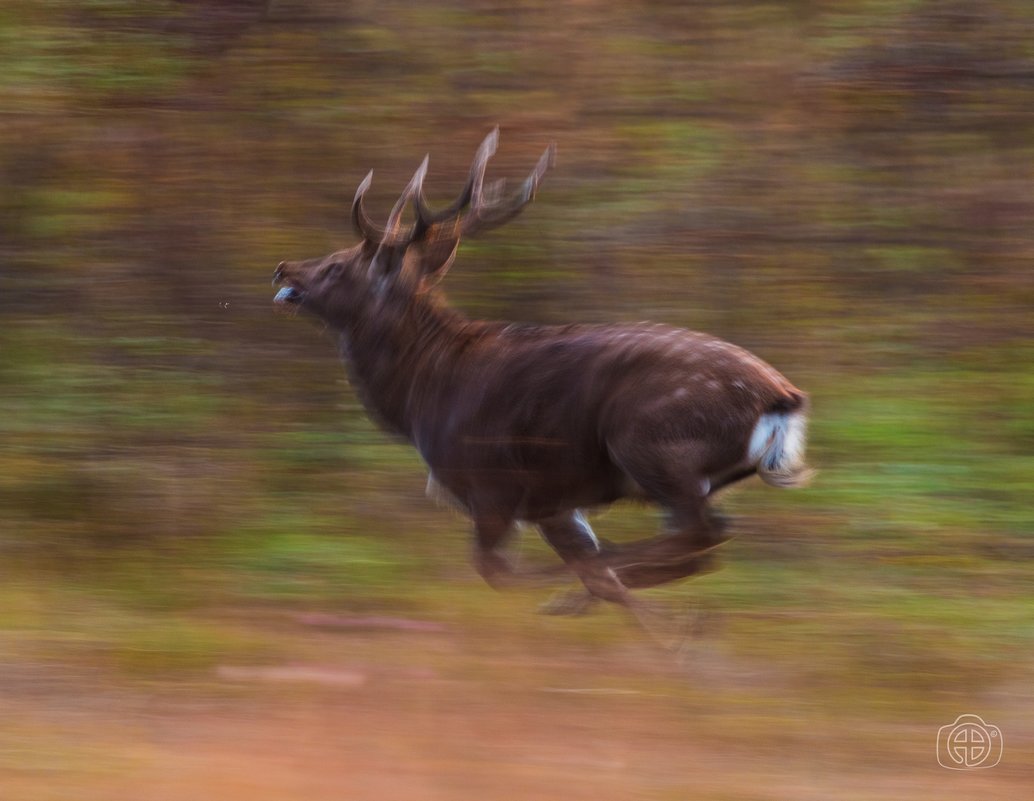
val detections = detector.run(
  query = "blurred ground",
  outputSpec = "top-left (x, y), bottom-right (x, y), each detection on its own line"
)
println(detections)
top-left (2, 605), bottom-right (1032, 801)
top-left (1, 1), bottom-right (1033, 798)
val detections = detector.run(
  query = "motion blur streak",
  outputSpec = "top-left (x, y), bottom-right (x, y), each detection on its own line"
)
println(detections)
top-left (1, 2), bottom-right (1031, 799)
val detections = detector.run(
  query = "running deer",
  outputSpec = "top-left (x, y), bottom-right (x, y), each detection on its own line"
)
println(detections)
top-left (273, 129), bottom-right (811, 614)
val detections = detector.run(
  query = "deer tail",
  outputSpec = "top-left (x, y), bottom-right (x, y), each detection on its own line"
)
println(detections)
top-left (748, 393), bottom-right (814, 488)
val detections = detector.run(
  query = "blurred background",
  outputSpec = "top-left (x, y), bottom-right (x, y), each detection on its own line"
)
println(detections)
top-left (1, 1), bottom-right (1032, 799)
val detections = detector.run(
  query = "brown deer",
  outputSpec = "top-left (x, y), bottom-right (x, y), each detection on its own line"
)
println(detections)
top-left (273, 129), bottom-right (811, 616)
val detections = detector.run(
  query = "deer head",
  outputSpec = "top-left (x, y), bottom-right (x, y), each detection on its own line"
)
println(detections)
top-left (272, 128), bottom-right (556, 327)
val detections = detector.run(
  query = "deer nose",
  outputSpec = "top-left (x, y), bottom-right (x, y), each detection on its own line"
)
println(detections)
top-left (272, 261), bottom-right (287, 287)
top-left (274, 286), bottom-right (303, 305)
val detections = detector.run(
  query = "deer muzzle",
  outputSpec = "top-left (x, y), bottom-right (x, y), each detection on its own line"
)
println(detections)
top-left (272, 261), bottom-right (306, 306)
top-left (274, 286), bottom-right (303, 305)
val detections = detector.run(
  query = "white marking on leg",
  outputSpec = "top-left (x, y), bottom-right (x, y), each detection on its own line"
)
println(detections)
top-left (573, 510), bottom-right (601, 551)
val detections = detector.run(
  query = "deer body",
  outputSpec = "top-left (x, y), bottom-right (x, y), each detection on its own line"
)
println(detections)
top-left (274, 130), bottom-right (810, 610)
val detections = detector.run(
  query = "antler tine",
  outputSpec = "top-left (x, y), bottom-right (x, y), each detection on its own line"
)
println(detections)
top-left (351, 170), bottom-right (386, 244)
top-left (381, 155), bottom-right (429, 243)
top-left (352, 157), bottom-right (432, 247)
top-left (461, 141), bottom-right (556, 237)
top-left (413, 127), bottom-right (499, 228)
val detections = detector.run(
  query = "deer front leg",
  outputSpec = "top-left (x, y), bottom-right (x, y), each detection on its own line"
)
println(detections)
top-left (538, 512), bottom-right (635, 606)
top-left (470, 511), bottom-right (578, 592)
top-left (471, 513), bottom-right (518, 588)
top-left (536, 511), bottom-right (601, 615)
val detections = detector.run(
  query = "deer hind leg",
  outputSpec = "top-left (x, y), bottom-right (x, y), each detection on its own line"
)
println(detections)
top-left (536, 511), bottom-right (698, 646)
top-left (602, 499), bottom-right (728, 575)
top-left (605, 440), bottom-right (730, 572)
top-left (606, 510), bottom-right (728, 589)
top-left (534, 511), bottom-right (712, 654)
top-left (614, 550), bottom-right (719, 589)
top-left (538, 510), bottom-right (600, 564)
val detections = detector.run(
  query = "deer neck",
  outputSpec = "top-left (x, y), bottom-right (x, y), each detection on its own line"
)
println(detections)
top-left (338, 288), bottom-right (471, 438)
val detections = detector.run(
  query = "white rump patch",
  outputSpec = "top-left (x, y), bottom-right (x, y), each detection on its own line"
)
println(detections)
top-left (748, 410), bottom-right (812, 488)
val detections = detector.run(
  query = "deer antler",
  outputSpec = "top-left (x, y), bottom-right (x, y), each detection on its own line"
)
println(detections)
top-left (351, 157), bottom-right (430, 246)
top-left (353, 128), bottom-right (555, 247)
top-left (413, 127), bottom-right (499, 230)
top-left (351, 170), bottom-right (385, 243)
top-left (366, 158), bottom-right (431, 280)
top-left (460, 141), bottom-right (556, 237)
top-left (412, 128), bottom-right (555, 238)
top-left (385, 156), bottom-right (428, 238)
